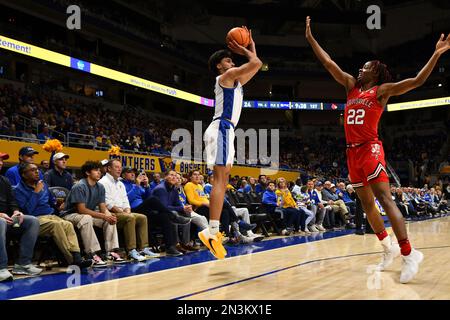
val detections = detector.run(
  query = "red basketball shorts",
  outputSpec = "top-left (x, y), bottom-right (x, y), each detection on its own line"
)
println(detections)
top-left (346, 141), bottom-right (389, 188)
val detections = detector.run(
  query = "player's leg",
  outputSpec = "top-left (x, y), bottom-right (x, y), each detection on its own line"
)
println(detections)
top-left (355, 185), bottom-right (385, 233)
top-left (198, 121), bottom-right (231, 259)
top-left (370, 181), bottom-right (423, 283)
top-left (198, 165), bottom-right (230, 259)
top-left (356, 184), bottom-right (401, 271)
top-left (209, 165), bottom-right (231, 228)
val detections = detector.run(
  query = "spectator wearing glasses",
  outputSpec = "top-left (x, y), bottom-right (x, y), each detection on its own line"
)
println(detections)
top-left (14, 162), bottom-right (92, 269)
top-left (0, 152), bottom-right (42, 280)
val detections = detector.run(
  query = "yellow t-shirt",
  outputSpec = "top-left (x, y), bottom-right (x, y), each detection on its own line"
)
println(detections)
top-left (184, 182), bottom-right (209, 208)
top-left (276, 189), bottom-right (297, 209)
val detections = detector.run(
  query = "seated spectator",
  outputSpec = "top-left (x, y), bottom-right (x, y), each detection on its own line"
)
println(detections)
top-left (0, 152), bottom-right (42, 280)
top-left (40, 160), bottom-right (50, 174)
top-left (207, 174), bottom-right (260, 243)
top-left (99, 160), bottom-right (158, 261)
top-left (21, 127), bottom-right (37, 143)
top-left (322, 181), bottom-right (354, 228)
top-left (238, 179), bottom-right (248, 193)
top-left (100, 159), bottom-right (109, 177)
top-left (306, 180), bottom-right (327, 232)
top-left (244, 177), bottom-right (257, 193)
top-left (152, 170), bottom-right (199, 253)
top-left (261, 182), bottom-right (291, 235)
top-left (61, 161), bottom-right (126, 266)
top-left (37, 126), bottom-right (52, 143)
top-left (14, 163), bottom-right (92, 269)
top-left (394, 188), bottom-right (415, 218)
top-left (121, 166), bottom-right (190, 257)
top-left (336, 182), bottom-right (356, 217)
top-left (297, 186), bottom-right (319, 232)
top-left (150, 173), bottom-right (163, 191)
top-left (203, 174), bottom-right (213, 195)
top-left (6, 147), bottom-right (44, 186)
top-left (255, 175), bottom-right (267, 194)
top-left (313, 182), bottom-right (337, 230)
top-left (44, 152), bottom-right (73, 191)
top-left (198, 174), bottom-right (205, 188)
top-left (276, 177), bottom-right (309, 234)
top-left (184, 170), bottom-right (234, 239)
top-left (175, 172), bottom-right (208, 232)
top-left (290, 178), bottom-right (302, 198)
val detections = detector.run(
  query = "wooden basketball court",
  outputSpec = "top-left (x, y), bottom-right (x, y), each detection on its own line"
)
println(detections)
top-left (16, 216), bottom-right (450, 300)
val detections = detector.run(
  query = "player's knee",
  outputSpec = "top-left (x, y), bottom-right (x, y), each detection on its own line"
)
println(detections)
top-left (377, 193), bottom-right (393, 208)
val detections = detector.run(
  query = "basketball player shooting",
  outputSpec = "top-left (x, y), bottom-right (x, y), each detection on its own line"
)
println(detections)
top-left (199, 27), bottom-right (262, 259)
top-left (306, 16), bottom-right (450, 283)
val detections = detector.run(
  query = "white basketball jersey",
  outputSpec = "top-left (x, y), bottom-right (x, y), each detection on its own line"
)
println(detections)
top-left (213, 75), bottom-right (243, 127)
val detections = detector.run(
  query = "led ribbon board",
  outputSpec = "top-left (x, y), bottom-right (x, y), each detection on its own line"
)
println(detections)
top-left (387, 96), bottom-right (450, 112)
top-left (0, 34), bottom-right (214, 107)
top-left (6, 34), bottom-right (441, 112)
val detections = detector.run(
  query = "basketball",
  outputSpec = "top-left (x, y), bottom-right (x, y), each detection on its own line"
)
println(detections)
top-left (226, 27), bottom-right (250, 47)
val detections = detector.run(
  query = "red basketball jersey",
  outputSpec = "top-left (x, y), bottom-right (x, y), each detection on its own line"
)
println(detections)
top-left (344, 85), bottom-right (384, 144)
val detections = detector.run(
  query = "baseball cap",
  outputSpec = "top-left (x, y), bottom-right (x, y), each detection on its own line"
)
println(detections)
top-left (52, 152), bottom-right (69, 161)
top-left (121, 166), bottom-right (136, 174)
top-left (101, 159), bottom-right (109, 166)
top-left (0, 152), bottom-right (9, 160)
top-left (315, 181), bottom-right (323, 186)
top-left (331, 183), bottom-right (336, 188)
top-left (19, 146), bottom-right (39, 157)
top-left (346, 184), bottom-right (353, 190)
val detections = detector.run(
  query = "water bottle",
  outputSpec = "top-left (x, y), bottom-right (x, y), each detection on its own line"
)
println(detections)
top-left (12, 216), bottom-right (20, 228)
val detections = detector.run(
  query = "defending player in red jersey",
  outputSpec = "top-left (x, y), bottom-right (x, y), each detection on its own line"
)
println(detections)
top-left (306, 16), bottom-right (450, 283)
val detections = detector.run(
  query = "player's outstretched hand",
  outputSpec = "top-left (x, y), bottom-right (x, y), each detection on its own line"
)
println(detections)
top-left (435, 33), bottom-right (450, 56)
top-left (305, 16), bottom-right (312, 40)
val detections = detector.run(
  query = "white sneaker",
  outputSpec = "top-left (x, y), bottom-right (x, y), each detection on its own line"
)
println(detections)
top-left (309, 225), bottom-right (319, 232)
top-left (0, 269), bottom-right (13, 282)
top-left (316, 224), bottom-right (326, 232)
top-left (239, 234), bottom-right (254, 244)
top-left (400, 249), bottom-right (424, 284)
top-left (303, 229), bottom-right (312, 235)
top-left (12, 264), bottom-right (43, 276)
top-left (377, 244), bottom-right (401, 271)
top-left (128, 249), bottom-right (146, 262)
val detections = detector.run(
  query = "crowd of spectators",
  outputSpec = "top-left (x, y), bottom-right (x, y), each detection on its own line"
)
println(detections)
top-left (1, 144), bottom-right (449, 282)
top-left (0, 83), bottom-right (448, 185)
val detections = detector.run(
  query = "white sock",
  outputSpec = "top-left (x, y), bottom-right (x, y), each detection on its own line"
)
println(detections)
top-left (380, 235), bottom-right (392, 251)
top-left (209, 220), bottom-right (220, 235)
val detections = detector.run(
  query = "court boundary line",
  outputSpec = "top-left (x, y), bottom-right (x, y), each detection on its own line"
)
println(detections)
top-left (172, 244), bottom-right (450, 300)
top-left (15, 217), bottom-right (448, 300)
top-left (14, 232), bottom-right (356, 300)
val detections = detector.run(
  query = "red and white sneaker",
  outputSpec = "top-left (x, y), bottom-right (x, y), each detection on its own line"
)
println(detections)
top-left (108, 252), bottom-right (126, 264)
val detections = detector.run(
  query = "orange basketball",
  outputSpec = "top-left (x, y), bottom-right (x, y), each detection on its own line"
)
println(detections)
top-left (226, 27), bottom-right (250, 47)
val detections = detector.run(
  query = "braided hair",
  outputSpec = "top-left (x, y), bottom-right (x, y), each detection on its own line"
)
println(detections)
top-left (370, 60), bottom-right (392, 85)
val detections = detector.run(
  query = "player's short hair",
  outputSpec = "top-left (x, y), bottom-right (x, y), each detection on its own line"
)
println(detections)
top-left (208, 50), bottom-right (233, 75)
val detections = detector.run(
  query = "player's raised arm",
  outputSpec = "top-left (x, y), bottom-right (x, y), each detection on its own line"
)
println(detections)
top-left (305, 16), bottom-right (356, 93)
top-left (223, 27), bottom-right (262, 86)
top-left (378, 33), bottom-right (450, 100)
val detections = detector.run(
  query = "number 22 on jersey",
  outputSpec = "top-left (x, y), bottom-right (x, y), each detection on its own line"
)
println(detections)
top-left (347, 109), bottom-right (365, 125)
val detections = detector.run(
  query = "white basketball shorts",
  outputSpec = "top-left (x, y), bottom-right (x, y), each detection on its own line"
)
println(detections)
top-left (204, 119), bottom-right (235, 169)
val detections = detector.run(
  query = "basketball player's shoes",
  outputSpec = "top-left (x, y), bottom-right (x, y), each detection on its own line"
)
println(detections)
top-left (198, 229), bottom-right (227, 260)
top-left (377, 243), bottom-right (401, 271)
top-left (400, 249), bottom-right (424, 284)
